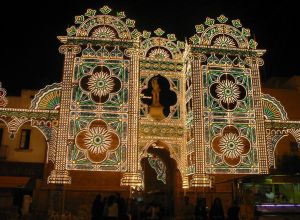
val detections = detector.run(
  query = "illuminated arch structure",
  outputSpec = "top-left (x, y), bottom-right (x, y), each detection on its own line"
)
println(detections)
top-left (0, 6), bottom-right (299, 190)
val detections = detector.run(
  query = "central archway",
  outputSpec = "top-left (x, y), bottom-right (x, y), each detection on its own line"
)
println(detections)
top-left (140, 142), bottom-right (182, 218)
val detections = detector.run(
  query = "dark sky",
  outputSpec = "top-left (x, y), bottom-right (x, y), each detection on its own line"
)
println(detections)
top-left (2, 0), bottom-right (299, 95)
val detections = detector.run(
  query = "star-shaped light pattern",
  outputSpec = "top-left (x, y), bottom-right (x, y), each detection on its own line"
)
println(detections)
top-left (216, 80), bottom-right (240, 104)
top-left (219, 133), bottom-right (244, 159)
top-left (75, 119), bottom-right (120, 163)
top-left (212, 125), bottom-right (251, 167)
top-left (79, 65), bottom-right (121, 103)
top-left (87, 72), bottom-right (114, 97)
top-left (84, 127), bottom-right (112, 154)
top-left (210, 74), bottom-right (246, 110)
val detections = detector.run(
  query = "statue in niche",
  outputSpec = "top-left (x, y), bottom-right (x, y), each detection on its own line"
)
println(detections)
top-left (149, 76), bottom-right (164, 120)
top-left (141, 75), bottom-right (177, 121)
top-left (151, 77), bottom-right (161, 107)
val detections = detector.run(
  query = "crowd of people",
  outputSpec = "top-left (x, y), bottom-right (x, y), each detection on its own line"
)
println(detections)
top-left (91, 193), bottom-right (167, 220)
top-left (179, 196), bottom-right (239, 220)
top-left (91, 194), bottom-right (240, 220)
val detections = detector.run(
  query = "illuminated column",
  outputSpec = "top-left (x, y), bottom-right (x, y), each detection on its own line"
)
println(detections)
top-left (48, 44), bottom-right (81, 184)
top-left (246, 57), bottom-right (269, 174)
top-left (265, 129), bottom-right (274, 168)
top-left (182, 59), bottom-right (190, 189)
top-left (190, 53), bottom-right (212, 187)
top-left (121, 46), bottom-right (143, 187)
top-left (31, 119), bottom-right (58, 164)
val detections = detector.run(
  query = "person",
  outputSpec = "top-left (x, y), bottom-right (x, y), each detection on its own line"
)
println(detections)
top-left (106, 195), bottom-right (118, 220)
top-left (151, 77), bottom-right (161, 107)
top-left (226, 200), bottom-right (240, 220)
top-left (275, 193), bottom-right (288, 203)
top-left (281, 194), bottom-right (288, 203)
top-left (265, 190), bottom-right (274, 203)
top-left (195, 197), bottom-right (207, 220)
top-left (209, 197), bottom-right (225, 220)
top-left (146, 202), bottom-right (160, 220)
top-left (179, 196), bottom-right (194, 220)
top-left (116, 193), bottom-right (128, 220)
top-left (91, 194), bottom-right (103, 220)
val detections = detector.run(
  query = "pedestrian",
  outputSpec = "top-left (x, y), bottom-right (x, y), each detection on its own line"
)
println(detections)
top-left (226, 200), bottom-right (239, 220)
top-left (195, 197), bottom-right (207, 220)
top-left (91, 194), bottom-right (103, 220)
top-left (209, 197), bottom-right (224, 220)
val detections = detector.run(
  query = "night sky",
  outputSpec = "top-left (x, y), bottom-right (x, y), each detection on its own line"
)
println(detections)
top-left (2, 0), bottom-right (299, 95)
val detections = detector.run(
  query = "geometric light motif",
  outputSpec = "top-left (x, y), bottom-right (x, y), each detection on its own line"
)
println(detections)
top-left (30, 83), bottom-right (61, 110)
top-left (75, 119), bottom-right (120, 163)
top-left (87, 72), bottom-right (114, 97)
top-left (148, 155), bottom-right (166, 184)
top-left (262, 94), bottom-right (288, 120)
top-left (220, 133), bottom-right (244, 158)
top-left (212, 125), bottom-right (250, 167)
top-left (84, 127), bottom-right (112, 154)
top-left (91, 26), bottom-right (116, 38)
top-left (210, 74), bottom-right (246, 111)
top-left (79, 66), bottom-right (121, 103)
top-left (213, 35), bottom-right (236, 48)
top-left (216, 80), bottom-right (240, 104)
top-left (148, 48), bottom-right (171, 59)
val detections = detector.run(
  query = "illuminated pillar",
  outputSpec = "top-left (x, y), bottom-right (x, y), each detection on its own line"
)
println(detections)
top-left (121, 45), bottom-right (143, 187)
top-left (190, 53), bottom-right (212, 187)
top-left (246, 57), bottom-right (269, 174)
top-left (182, 57), bottom-right (190, 189)
top-left (48, 44), bottom-right (81, 184)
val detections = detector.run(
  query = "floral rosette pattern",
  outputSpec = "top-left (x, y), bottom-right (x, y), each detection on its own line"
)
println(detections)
top-left (210, 74), bottom-right (246, 110)
top-left (79, 66), bottom-right (121, 103)
top-left (75, 119), bottom-right (120, 163)
top-left (212, 125), bottom-right (250, 167)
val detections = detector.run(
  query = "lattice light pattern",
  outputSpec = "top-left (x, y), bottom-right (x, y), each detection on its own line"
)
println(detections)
top-left (1, 7), bottom-right (299, 188)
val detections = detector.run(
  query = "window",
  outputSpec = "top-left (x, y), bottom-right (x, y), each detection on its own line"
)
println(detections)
top-left (19, 129), bottom-right (31, 150)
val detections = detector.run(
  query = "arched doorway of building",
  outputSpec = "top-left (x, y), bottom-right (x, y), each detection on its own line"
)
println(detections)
top-left (140, 141), bottom-right (182, 218)
top-left (274, 133), bottom-right (300, 173)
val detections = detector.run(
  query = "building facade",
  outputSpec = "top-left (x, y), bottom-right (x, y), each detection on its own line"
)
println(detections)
top-left (0, 5), bottom-right (300, 217)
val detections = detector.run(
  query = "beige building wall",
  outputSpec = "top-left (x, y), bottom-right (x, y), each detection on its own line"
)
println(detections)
top-left (262, 75), bottom-right (300, 120)
top-left (0, 89), bottom-right (47, 163)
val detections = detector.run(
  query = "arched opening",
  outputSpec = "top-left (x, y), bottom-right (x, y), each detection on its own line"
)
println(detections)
top-left (140, 141), bottom-right (182, 218)
top-left (274, 133), bottom-right (300, 174)
top-left (141, 75), bottom-right (177, 121)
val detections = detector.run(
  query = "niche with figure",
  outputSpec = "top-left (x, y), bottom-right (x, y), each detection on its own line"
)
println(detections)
top-left (141, 75), bottom-right (177, 121)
